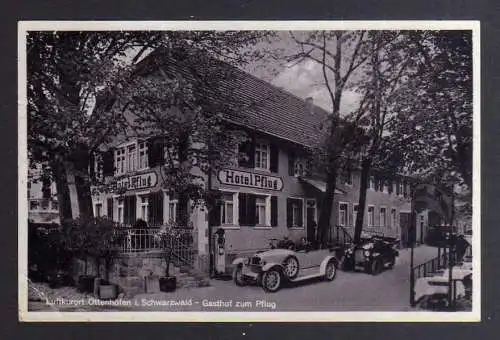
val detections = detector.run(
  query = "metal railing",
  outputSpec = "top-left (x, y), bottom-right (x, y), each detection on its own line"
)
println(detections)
top-left (114, 225), bottom-right (197, 267)
top-left (412, 249), bottom-right (457, 281)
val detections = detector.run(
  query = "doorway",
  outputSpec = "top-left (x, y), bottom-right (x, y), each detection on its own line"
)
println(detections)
top-left (306, 199), bottom-right (317, 244)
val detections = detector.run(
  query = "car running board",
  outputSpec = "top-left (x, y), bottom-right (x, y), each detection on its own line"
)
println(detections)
top-left (289, 273), bottom-right (324, 283)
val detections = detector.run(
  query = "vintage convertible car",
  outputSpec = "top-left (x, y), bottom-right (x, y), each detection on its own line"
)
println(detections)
top-left (232, 238), bottom-right (339, 292)
top-left (342, 235), bottom-right (399, 275)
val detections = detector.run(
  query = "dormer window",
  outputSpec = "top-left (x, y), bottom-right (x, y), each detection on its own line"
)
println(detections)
top-left (114, 140), bottom-right (149, 175)
top-left (255, 140), bottom-right (270, 171)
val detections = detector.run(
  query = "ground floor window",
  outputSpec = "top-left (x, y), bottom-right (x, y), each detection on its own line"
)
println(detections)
top-left (352, 204), bottom-right (359, 226)
top-left (338, 202), bottom-right (348, 226)
top-left (368, 206), bottom-right (375, 227)
top-left (221, 192), bottom-right (235, 225)
top-left (287, 198), bottom-right (304, 228)
top-left (390, 208), bottom-right (396, 228)
top-left (168, 199), bottom-right (178, 223)
top-left (139, 195), bottom-right (148, 222)
top-left (117, 199), bottom-right (124, 224)
top-left (237, 193), bottom-right (277, 227)
top-left (95, 203), bottom-right (103, 217)
top-left (380, 207), bottom-right (386, 227)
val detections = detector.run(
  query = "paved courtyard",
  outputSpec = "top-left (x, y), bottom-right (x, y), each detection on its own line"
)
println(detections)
top-left (28, 245), bottom-right (441, 312)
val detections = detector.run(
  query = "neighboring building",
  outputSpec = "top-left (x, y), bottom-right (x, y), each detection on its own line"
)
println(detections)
top-left (87, 48), bottom-right (419, 272)
top-left (28, 167), bottom-right (59, 224)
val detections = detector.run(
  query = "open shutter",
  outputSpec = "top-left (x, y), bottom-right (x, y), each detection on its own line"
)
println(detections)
top-left (396, 179), bottom-right (400, 195)
top-left (238, 193), bottom-right (247, 225)
top-left (269, 143), bottom-right (279, 173)
top-left (238, 136), bottom-right (255, 168)
top-left (297, 200), bottom-right (303, 228)
top-left (247, 194), bottom-right (257, 226)
top-left (286, 198), bottom-right (293, 228)
top-left (107, 198), bottom-right (113, 220)
top-left (88, 152), bottom-right (96, 181)
top-left (148, 138), bottom-right (166, 168)
top-left (102, 150), bottom-right (115, 176)
top-left (270, 196), bottom-right (278, 227)
top-left (288, 151), bottom-right (295, 176)
top-left (209, 199), bottom-right (221, 227)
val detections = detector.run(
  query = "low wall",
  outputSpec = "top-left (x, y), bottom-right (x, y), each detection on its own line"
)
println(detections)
top-left (73, 252), bottom-right (173, 297)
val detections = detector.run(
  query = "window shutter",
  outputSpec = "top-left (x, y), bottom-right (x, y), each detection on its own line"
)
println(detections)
top-left (248, 194), bottom-right (257, 226)
top-left (238, 136), bottom-right (255, 168)
top-left (288, 151), bottom-right (295, 176)
top-left (271, 196), bottom-right (278, 227)
top-left (269, 143), bottom-right (279, 173)
top-left (403, 180), bottom-right (408, 197)
top-left (286, 198), bottom-right (293, 228)
top-left (89, 152), bottom-right (95, 181)
top-left (238, 193), bottom-right (247, 225)
top-left (107, 198), bottom-right (113, 220)
top-left (102, 150), bottom-right (115, 176)
top-left (209, 199), bottom-right (221, 227)
top-left (148, 138), bottom-right (165, 168)
top-left (297, 200), bottom-right (303, 227)
top-left (148, 191), bottom-right (163, 227)
top-left (396, 179), bottom-right (400, 195)
top-left (388, 180), bottom-right (393, 194)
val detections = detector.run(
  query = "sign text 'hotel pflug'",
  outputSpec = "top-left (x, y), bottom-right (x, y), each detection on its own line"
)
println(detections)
top-left (92, 171), bottom-right (158, 195)
top-left (218, 169), bottom-right (284, 191)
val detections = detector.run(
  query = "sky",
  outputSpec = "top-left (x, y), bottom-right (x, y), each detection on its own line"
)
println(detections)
top-left (241, 32), bottom-right (362, 115)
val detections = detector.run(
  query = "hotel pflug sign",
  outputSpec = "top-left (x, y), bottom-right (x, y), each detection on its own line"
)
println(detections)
top-left (218, 169), bottom-right (284, 191)
top-left (92, 171), bottom-right (158, 195)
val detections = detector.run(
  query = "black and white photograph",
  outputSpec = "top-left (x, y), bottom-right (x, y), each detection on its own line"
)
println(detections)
top-left (19, 21), bottom-right (480, 322)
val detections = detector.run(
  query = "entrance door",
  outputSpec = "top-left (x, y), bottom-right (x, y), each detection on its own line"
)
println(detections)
top-left (400, 212), bottom-right (411, 247)
top-left (306, 199), bottom-right (317, 244)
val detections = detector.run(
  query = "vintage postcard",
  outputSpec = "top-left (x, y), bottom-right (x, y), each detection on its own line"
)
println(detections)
top-left (18, 20), bottom-right (480, 322)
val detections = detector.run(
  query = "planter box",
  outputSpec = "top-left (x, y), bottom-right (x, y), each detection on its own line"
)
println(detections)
top-left (99, 283), bottom-right (118, 300)
top-left (159, 276), bottom-right (176, 292)
top-left (78, 275), bottom-right (96, 293)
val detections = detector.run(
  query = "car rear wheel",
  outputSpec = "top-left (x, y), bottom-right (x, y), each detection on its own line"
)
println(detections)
top-left (370, 259), bottom-right (383, 276)
top-left (233, 266), bottom-right (247, 286)
top-left (324, 260), bottom-right (337, 281)
top-left (261, 269), bottom-right (282, 293)
top-left (282, 256), bottom-right (299, 279)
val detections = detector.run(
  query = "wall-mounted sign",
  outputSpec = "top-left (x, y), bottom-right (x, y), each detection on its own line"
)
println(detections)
top-left (218, 169), bottom-right (283, 191)
top-left (92, 171), bottom-right (158, 195)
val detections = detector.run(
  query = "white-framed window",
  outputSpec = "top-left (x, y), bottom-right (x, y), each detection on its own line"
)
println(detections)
top-left (390, 208), bottom-right (396, 229)
top-left (117, 198), bottom-right (124, 224)
top-left (138, 141), bottom-right (148, 169)
top-left (255, 196), bottom-right (267, 225)
top-left (139, 195), bottom-right (149, 222)
top-left (292, 201), bottom-right (302, 227)
top-left (367, 205), bottom-right (375, 227)
top-left (255, 140), bottom-right (270, 171)
top-left (168, 199), bottom-right (178, 223)
top-left (383, 181), bottom-right (389, 193)
top-left (287, 197), bottom-right (304, 228)
top-left (114, 140), bottom-right (149, 176)
top-left (95, 203), bottom-right (103, 217)
top-left (294, 161), bottom-right (305, 177)
top-left (115, 148), bottom-right (126, 175)
top-left (127, 144), bottom-right (137, 172)
top-left (379, 207), bottom-right (386, 227)
top-left (221, 192), bottom-right (235, 225)
top-left (369, 176), bottom-right (375, 190)
top-left (344, 171), bottom-right (353, 186)
top-left (398, 181), bottom-right (404, 196)
top-left (338, 202), bottom-right (348, 226)
top-left (352, 204), bottom-right (359, 226)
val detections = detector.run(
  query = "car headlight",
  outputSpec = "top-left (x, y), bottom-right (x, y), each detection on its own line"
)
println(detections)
top-left (364, 250), bottom-right (371, 257)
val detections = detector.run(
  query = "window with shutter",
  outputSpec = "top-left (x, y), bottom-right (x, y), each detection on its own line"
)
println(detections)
top-left (288, 152), bottom-right (295, 176)
top-left (271, 196), bottom-right (278, 227)
top-left (269, 143), bottom-right (279, 173)
top-left (107, 198), bottom-right (113, 220)
top-left (238, 137), bottom-right (255, 168)
top-left (287, 198), bottom-right (303, 228)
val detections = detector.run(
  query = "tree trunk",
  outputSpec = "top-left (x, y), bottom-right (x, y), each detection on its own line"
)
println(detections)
top-left (50, 158), bottom-right (73, 221)
top-left (317, 169), bottom-right (338, 248)
top-left (353, 158), bottom-right (371, 244)
top-left (72, 144), bottom-right (94, 220)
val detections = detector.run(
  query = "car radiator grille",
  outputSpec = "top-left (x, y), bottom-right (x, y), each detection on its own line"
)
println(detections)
top-left (354, 249), bottom-right (365, 262)
top-left (250, 257), bottom-right (261, 265)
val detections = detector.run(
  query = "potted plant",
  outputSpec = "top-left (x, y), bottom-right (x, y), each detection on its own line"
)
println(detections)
top-left (89, 217), bottom-right (123, 300)
top-left (63, 217), bottom-right (98, 293)
top-left (156, 227), bottom-right (177, 292)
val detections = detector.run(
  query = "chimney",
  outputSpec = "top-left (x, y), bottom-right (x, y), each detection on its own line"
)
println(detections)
top-left (305, 97), bottom-right (314, 114)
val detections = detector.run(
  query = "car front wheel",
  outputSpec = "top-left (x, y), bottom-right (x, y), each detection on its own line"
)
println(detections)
top-left (324, 260), bottom-right (337, 281)
top-left (233, 266), bottom-right (247, 286)
top-left (261, 269), bottom-right (282, 293)
top-left (370, 259), bottom-right (383, 276)
top-left (282, 256), bottom-right (299, 279)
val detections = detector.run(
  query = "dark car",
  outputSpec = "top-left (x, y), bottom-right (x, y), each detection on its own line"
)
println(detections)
top-left (425, 226), bottom-right (457, 247)
top-left (342, 236), bottom-right (399, 275)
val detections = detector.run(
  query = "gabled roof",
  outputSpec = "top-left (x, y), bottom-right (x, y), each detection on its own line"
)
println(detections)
top-left (138, 48), bottom-right (331, 149)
